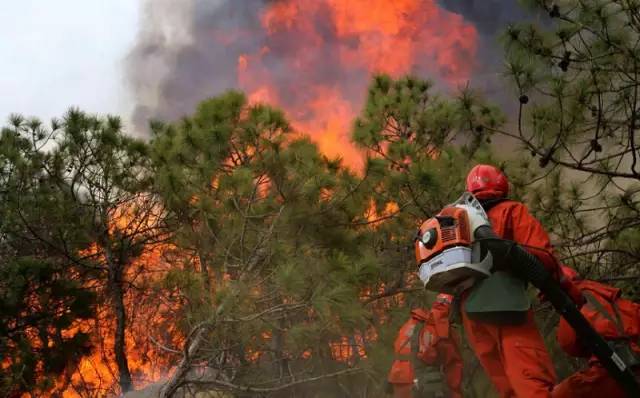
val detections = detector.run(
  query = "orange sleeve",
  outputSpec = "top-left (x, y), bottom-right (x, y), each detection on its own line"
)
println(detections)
top-left (388, 318), bottom-right (417, 384)
top-left (509, 203), bottom-right (587, 304)
top-left (557, 316), bottom-right (590, 358)
top-left (509, 203), bottom-right (560, 278)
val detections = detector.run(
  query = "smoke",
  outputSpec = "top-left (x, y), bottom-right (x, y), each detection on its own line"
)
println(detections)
top-left (125, 0), bottom-right (536, 161)
top-left (126, 0), bottom-right (263, 130)
top-left (435, 0), bottom-right (539, 109)
top-left (436, 0), bottom-right (530, 35)
top-left (126, 1), bottom-right (478, 139)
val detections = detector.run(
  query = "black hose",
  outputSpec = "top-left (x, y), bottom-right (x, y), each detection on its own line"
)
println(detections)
top-left (475, 225), bottom-right (640, 397)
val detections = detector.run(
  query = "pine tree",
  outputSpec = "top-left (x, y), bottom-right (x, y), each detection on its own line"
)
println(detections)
top-left (481, 0), bottom-right (640, 295)
top-left (152, 91), bottom-right (376, 396)
top-left (0, 116), bottom-right (95, 396)
top-left (0, 110), bottom-right (170, 395)
top-left (51, 109), bottom-right (169, 394)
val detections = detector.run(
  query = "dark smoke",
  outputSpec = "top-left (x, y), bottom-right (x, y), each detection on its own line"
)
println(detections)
top-left (126, 0), bottom-right (534, 134)
top-left (436, 0), bottom-right (539, 108)
top-left (126, 0), bottom-right (482, 134)
top-left (436, 0), bottom-right (530, 35)
top-left (126, 0), bottom-right (372, 131)
top-left (126, 0), bottom-right (269, 130)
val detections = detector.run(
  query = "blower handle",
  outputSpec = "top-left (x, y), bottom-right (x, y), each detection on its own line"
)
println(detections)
top-left (474, 225), bottom-right (640, 397)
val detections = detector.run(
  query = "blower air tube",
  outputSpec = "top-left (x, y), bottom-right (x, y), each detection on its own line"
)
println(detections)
top-left (475, 225), bottom-right (640, 397)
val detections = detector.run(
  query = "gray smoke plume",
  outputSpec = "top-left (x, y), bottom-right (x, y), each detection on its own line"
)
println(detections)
top-left (436, 0), bottom-right (539, 107)
top-left (437, 0), bottom-right (530, 35)
top-left (126, 0), bottom-right (535, 134)
top-left (126, 0), bottom-right (267, 130)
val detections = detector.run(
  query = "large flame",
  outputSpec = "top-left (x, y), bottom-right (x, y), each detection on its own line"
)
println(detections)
top-left (40, 1), bottom-right (478, 396)
top-left (19, 201), bottom-right (184, 398)
top-left (237, 0), bottom-right (477, 168)
top-left (55, 243), bottom-right (182, 398)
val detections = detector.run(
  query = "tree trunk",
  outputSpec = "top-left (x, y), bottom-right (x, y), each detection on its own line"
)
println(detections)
top-left (160, 327), bottom-right (205, 398)
top-left (198, 252), bottom-right (212, 291)
top-left (109, 264), bottom-right (133, 393)
top-left (273, 319), bottom-right (288, 382)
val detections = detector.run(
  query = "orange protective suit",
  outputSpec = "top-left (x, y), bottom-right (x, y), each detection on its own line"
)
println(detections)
top-left (462, 200), bottom-right (559, 398)
top-left (553, 278), bottom-right (640, 398)
top-left (388, 302), bottom-right (463, 398)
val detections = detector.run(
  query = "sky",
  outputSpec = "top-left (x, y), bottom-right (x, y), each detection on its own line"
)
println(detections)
top-left (0, 1), bottom-right (139, 124)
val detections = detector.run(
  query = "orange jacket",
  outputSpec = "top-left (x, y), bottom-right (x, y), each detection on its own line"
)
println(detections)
top-left (557, 279), bottom-right (640, 358)
top-left (460, 200), bottom-right (561, 398)
top-left (486, 200), bottom-right (584, 303)
top-left (388, 304), bottom-right (463, 397)
top-left (485, 200), bottom-right (559, 276)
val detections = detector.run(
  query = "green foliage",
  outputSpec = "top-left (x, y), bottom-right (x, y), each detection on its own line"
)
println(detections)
top-left (0, 258), bottom-right (94, 394)
top-left (0, 108), bottom-right (172, 396)
top-left (150, 91), bottom-right (383, 395)
top-left (142, 81), bottom-right (504, 395)
top-left (0, 116), bottom-right (97, 396)
top-left (490, 0), bottom-right (640, 295)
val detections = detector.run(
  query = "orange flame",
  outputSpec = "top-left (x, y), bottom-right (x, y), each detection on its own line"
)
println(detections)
top-left (34, 2), bottom-right (476, 395)
top-left (237, 0), bottom-right (477, 168)
top-left (21, 200), bottom-right (184, 398)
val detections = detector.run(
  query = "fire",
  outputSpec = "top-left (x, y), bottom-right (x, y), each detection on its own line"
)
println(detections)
top-left (18, 200), bottom-right (184, 398)
top-left (45, 245), bottom-right (180, 397)
top-left (365, 200), bottom-right (401, 226)
top-left (237, 0), bottom-right (478, 168)
top-left (30, 2), bottom-right (478, 395)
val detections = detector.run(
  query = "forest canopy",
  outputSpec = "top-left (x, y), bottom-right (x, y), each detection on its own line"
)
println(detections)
top-left (2, 1), bottom-right (640, 397)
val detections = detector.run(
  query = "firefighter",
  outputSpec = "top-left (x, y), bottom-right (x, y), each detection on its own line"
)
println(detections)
top-left (552, 266), bottom-right (640, 397)
top-left (387, 293), bottom-right (463, 398)
top-left (459, 164), bottom-right (571, 398)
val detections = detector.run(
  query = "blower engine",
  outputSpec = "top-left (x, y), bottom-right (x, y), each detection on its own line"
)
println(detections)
top-left (414, 192), bottom-right (640, 396)
top-left (415, 193), bottom-right (492, 294)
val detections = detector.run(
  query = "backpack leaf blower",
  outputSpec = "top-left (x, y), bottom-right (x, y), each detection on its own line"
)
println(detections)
top-left (414, 193), bottom-right (640, 396)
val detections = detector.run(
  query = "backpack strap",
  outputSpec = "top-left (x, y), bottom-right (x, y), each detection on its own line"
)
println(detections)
top-left (583, 292), bottom-right (640, 368)
top-left (583, 291), bottom-right (626, 336)
top-left (394, 319), bottom-right (426, 362)
top-left (393, 319), bottom-right (446, 393)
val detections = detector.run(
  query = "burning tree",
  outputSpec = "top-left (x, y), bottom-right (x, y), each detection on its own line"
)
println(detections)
top-left (0, 111), bottom-right (173, 396)
top-left (0, 80), bottom-right (502, 397)
top-left (53, 110), bottom-right (171, 394)
top-left (146, 75), bottom-right (502, 396)
top-left (0, 116), bottom-right (95, 396)
top-left (150, 91), bottom-right (377, 396)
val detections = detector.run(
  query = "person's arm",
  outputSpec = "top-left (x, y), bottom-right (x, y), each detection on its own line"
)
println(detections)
top-left (557, 316), bottom-right (590, 357)
top-left (510, 203), bottom-right (586, 304)
top-left (509, 203), bottom-right (558, 275)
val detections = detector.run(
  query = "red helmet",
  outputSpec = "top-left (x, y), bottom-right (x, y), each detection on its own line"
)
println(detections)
top-left (560, 266), bottom-right (580, 282)
top-left (435, 293), bottom-right (453, 305)
top-left (466, 164), bottom-right (509, 199)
